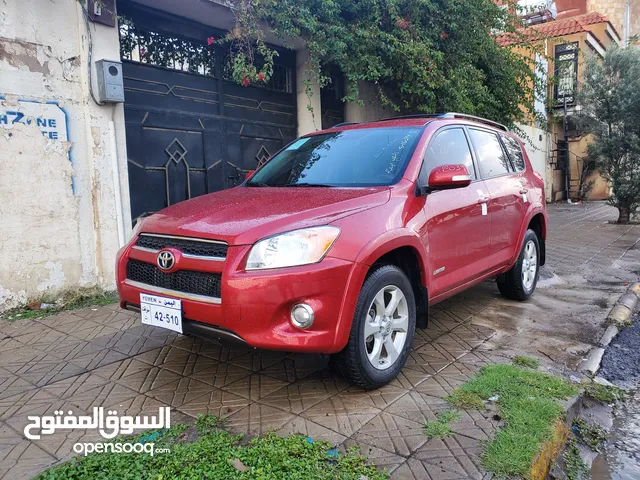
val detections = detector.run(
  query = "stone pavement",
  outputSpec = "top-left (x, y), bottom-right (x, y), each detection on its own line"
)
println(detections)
top-left (1, 202), bottom-right (638, 479)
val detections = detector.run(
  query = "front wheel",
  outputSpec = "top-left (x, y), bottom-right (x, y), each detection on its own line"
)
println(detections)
top-left (497, 229), bottom-right (540, 301)
top-left (331, 265), bottom-right (416, 389)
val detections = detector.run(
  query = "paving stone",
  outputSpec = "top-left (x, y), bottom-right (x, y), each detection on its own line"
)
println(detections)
top-left (351, 411), bottom-right (427, 457)
top-left (225, 403), bottom-right (295, 435)
top-left (258, 376), bottom-right (346, 413)
top-left (276, 416), bottom-right (347, 445)
top-left (301, 396), bottom-right (380, 437)
top-left (341, 438), bottom-right (406, 474)
top-left (337, 384), bottom-right (408, 410)
top-left (0, 423), bottom-right (56, 480)
top-left (189, 362), bottom-right (253, 388)
top-left (222, 373), bottom-right (290, 402)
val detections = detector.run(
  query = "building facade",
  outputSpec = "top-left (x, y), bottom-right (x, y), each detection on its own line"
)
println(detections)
top-left (0, 0), bottom-right (552, 311)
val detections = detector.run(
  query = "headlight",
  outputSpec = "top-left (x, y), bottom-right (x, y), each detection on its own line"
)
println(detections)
top-left (246, 226), bottom-right (340, 270)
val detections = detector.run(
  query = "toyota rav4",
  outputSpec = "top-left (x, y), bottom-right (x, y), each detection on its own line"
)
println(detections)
top-left (117, 113), bottom-right (547, 388)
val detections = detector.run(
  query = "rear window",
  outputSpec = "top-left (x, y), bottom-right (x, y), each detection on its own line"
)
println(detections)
top-left (246, 127), bottom-right (422, 187)
top-left (501, 135), bottom-right (526, 172)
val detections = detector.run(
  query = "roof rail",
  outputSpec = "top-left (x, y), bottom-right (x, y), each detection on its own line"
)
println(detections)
top-left (376, 113), bottom-right (509, 131)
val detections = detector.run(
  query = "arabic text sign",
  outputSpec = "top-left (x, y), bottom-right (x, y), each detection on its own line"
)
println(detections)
top-left (24, 406), bottom-right (171, 440)
top-left (0, 100), bottom-right (68, 141)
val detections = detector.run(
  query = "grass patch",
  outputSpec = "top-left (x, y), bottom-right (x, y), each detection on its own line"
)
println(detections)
top-left (446, 390), bottom-right (485, 410)
top-left (513, 355), bottom-right (540, 369)
top-left (583, 382), bottom-right (625, 404)
top-left (447, 363), bottom-right (577, 478)
top-left (423, 410), bottom-right (460, 439)
top-left (0, 288), bottom-right (118, 322)
top-left (34, 419), bottom-right (387, 480)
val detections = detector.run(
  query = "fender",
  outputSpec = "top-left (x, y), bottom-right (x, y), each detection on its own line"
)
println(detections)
top-left (508, 203), bottom-right (548, 267)
top-left (354, 227), bottom-right (430, 288)
top-left (329, 228), bottom-right (430, 352)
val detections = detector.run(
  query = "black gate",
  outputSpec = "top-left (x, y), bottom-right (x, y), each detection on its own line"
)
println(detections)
top-left (118, 2), bottom-right (297, 223)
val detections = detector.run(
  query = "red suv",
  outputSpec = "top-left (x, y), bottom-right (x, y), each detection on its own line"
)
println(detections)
top-left (117, 113), bottom-right (547, 388)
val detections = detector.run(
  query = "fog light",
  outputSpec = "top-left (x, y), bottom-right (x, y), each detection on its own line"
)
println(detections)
top-left (290, 303), bottom-right (314, 329)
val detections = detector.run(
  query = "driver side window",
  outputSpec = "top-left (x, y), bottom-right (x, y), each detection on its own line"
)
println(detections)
top-left (419, 128), bottom-right (476, 186)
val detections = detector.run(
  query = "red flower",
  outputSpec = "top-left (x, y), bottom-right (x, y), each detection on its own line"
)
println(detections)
top-left (396, 18), bottom-right (409, 30)
top-left (207, 36), bottom-right (215, 46)
top-left (139, 47), bottom-right (147, 57)
top-left (258, 72), bottom-right (265, 81)
top-left (241, 77), bottom-right (249, 87)
top-left (440, 31), bottom-right (449, 39)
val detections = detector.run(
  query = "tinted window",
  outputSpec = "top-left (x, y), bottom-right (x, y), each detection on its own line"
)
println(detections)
top-left (501, 135), bottom-right (526, 172)
top-left (468, 129), bottom-right (512, 178)
top-left (246, 127), bottom-right (422, 187)
top-left (419, 128), bottom-right (475, 185)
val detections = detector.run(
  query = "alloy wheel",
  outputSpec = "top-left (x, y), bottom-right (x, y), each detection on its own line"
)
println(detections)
top-left (363, 285), bottom-right (409, 370)
top-left (521, 240), bottom-right (538, 290)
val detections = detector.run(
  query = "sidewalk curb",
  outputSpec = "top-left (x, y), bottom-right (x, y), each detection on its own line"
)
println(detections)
top-left (580, 282), bottom-right (640, 375)
top-left (529, 394), bottom-right (582, 480)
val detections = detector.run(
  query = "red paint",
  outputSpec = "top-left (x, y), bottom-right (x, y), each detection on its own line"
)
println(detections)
top-left (117, 117), bottom-right (547, 353)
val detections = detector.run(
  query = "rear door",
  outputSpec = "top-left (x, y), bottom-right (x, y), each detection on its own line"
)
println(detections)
top-left (419, 127), bottom-right (492, 298)
top-left (467, 128), bottom-right (522, 267)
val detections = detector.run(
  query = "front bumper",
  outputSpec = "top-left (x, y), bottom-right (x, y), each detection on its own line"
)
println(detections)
top-left (116, 242), bottom-right (367, 354)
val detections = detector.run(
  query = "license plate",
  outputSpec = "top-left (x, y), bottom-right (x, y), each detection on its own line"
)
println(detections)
top-left (140, 293), bottom-right (182, 334)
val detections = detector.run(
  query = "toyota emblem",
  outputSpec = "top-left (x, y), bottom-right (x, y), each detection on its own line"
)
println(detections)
top-left (157, 250), bottom-right (175, 271)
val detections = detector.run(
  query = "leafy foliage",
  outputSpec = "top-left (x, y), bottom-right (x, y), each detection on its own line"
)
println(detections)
top-left (575, 46), bottom-right (640, 223)
top-left (222, 0), bottom-right (543, 127)
top-left (35, 427), bottom-right (387, 480)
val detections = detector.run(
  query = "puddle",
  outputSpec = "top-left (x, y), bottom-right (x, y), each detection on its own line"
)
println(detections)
top-left (592, 388), bottom-right (640, 480)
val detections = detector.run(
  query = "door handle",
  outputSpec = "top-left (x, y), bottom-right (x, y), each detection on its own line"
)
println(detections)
top-left (519, 188), bottom-right (528, 194)
top-left (477, 197), bottom-right (489, 204)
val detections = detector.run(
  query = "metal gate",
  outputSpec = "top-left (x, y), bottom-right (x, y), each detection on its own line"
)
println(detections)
top-left (118, 2), bottom-right (297, 223)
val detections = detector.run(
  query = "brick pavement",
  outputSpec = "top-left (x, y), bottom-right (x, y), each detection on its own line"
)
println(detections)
top-left (0, 201), bottom-right (638, 479)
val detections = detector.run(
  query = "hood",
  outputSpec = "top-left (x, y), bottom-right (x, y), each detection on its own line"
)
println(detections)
top-left (140, 186), bottom-right (391, 245)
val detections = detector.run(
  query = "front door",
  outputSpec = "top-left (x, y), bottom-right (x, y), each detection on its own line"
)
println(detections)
top-left (418, 127), bottom-right (492, 298)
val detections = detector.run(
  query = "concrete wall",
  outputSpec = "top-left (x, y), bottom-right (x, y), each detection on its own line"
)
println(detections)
top-left (0, 0), bottom-right (131, 311)
top-left (516, 123), bottom-right (553, 202)
top-left (587, 0), bottom-right (639, 45)
top-left (344, 80), bottom-right (396, 123)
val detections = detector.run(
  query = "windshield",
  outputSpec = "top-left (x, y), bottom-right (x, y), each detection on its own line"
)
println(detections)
top-left (246, 127), bottom-right (422, 187)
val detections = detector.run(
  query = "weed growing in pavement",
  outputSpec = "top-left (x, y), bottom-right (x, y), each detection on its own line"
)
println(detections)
top-left (446, 390), bottom-right (485, 410)
top-left (423, 410), bottom-right (460, 439)
top-left (445, 362), bottom-right (577, 478)
top-left (1, 288), bottom-right (118, 322)
top-left (584, 382), bottom-right (625, 404)
top-left (572, 418), bottom-right (607, 452)
top-left (513, 356), bottom-right (540, 369)
top-left (196, 414), bottom-right (225, 434)
top-left (562, 438), bottom-right (589, 480)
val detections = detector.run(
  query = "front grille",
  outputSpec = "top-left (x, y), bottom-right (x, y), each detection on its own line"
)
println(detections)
top-left (126, 259), bottom-right (221, 299)
top-left (136, 234), bottom-right (227, 258)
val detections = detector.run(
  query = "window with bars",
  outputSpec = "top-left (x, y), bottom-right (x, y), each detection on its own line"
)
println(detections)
top-left (119, 21), bottom-right (293, 94)
top-left (553, 42), bottom-right (579, 107)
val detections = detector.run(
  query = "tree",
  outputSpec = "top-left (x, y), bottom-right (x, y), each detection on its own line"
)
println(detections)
top-left (575, 47), bottom-right (640, 223)
top-left (222, 0), bottom-right (544, 128)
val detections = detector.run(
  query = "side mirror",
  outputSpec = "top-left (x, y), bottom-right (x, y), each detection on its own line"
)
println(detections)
top-left (244, 170), bottom-right (255, 180)
top-left (419, 164), bottom-right (472, 195)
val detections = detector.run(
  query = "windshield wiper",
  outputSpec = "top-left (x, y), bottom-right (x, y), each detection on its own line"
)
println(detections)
top-left (245, 181), bottom-right (272, 187)
top-left (285, 183), bottom-right (334, 187)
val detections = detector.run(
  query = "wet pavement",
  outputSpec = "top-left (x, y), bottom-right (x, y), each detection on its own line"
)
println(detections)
top-left (1, 201), bottom-right (639, 479)
top-left (594, 317), bottom-right (640, 480)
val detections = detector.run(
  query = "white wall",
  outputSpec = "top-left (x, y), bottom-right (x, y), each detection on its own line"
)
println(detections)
top-left (0, 0), bottom-right (131, 310)
top-left (515, 123), bottom-right (552, 202)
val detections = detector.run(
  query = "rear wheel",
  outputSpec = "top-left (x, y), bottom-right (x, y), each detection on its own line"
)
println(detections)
top-left (497, 229), bottom-right (540, 301)
top-left (331, 265), bottom-right (416, 389)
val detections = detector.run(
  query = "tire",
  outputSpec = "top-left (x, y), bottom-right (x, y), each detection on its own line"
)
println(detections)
top-left (331, 265), bottom-right (416, 389)
top-left (497, 229), bottom-right (540, 301)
